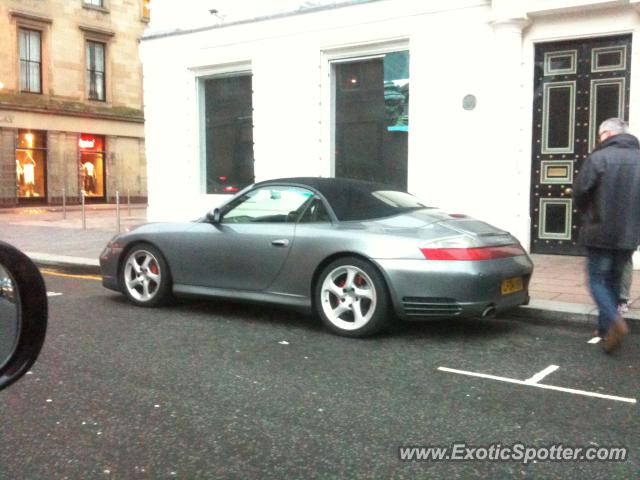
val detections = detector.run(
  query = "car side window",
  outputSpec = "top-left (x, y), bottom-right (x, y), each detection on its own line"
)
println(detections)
top-left (222, 186), bottom-right (314, 223)
top-left (298, 198), bottom-right (331, 223)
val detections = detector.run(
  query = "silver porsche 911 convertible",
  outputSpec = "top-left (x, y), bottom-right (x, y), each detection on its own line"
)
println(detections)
top-left (100, 177), bottom-right (533, 337)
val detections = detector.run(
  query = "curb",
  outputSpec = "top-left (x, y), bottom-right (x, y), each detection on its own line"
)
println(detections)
top-left (0, 204), bottom-right (147, 215)
top-left (512, 300), bottom-right (640, 329)
top-left (29, 253), bottom-right (101, 276)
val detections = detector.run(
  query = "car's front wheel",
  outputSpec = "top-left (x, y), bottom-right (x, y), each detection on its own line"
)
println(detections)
top-left (315, 257), bottom-right (391, 337)
top-left (121, 244), bottom-right (172, 307)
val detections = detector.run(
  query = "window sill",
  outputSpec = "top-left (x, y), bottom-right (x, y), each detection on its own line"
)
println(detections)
top-left (80, 24), bottom-right (115, 37)
top-left (82, 4), bottom-right (110, 14)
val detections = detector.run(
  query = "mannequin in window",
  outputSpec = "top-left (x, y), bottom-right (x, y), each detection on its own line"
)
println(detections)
top-left (22, 152), bottom-right (36, 197)
top-left (82, 160), bottom-right (96, 194)
top-left (16, 160), bottom-right (24, 187)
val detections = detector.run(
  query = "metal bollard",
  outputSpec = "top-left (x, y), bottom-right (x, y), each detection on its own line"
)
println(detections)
top-left (81, 191), bottom-right (86, 230)
top-left (116, 190), bottom-right (120, 233)
top-left (62, 188), bottom-right (66, 220)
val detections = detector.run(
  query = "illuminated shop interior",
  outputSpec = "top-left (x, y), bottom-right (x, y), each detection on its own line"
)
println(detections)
top-left (79, 134), bottom-right (105, 199)
top-left (16, 130), bottom-right (46, 200)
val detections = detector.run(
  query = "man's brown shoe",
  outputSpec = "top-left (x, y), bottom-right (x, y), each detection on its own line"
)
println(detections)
top-left (602, 318), bottom-right (629, 353)
top-left (616, 317), bottom-right (630, 335)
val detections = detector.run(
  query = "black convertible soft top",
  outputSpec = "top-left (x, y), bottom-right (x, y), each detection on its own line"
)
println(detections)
top-left (255, 177), bottom-right (428, 221)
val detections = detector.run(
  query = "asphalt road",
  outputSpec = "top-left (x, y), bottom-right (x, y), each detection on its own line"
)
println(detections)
top-left (0, 271), bottom-right (637, 479)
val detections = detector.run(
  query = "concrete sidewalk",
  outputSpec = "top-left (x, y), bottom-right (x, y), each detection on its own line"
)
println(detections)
top-left (0, 204), bottom-right (147, 268)
top-left (1, 204), bottom-right (639, 327)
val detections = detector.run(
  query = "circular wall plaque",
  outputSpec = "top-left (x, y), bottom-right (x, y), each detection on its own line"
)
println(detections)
top-left (462, 94), bottom-right (477, 110)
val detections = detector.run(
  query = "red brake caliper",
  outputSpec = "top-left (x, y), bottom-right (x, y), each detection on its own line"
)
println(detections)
top-left (150, 262), bottom-right (159, 275)
top-left (331, 276), bottom-right (346, 307)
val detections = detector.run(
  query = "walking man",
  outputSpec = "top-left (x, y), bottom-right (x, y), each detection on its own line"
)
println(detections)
top-left (574, 118), bottom-right (640, 352)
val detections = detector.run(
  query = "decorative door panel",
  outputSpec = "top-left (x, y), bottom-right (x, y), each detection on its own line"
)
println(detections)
top-left (531, 35), bottom-right (631, 255)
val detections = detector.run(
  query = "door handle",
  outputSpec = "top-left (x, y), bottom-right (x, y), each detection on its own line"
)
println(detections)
top-left (271, 239), bottom-right (289, 247)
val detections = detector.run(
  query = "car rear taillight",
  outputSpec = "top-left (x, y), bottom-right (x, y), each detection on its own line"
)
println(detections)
top-left (420, 244), bottom-right (525, 260)
top-left (107, 239), bottom-right (123, 249)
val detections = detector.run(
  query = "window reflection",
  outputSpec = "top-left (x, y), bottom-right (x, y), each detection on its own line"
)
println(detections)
top-left (222, 187), bottom-right (312, 223)
top-left (203, 75), bottom-right (255, 194)
top-left (334, 51), bottom-right (409, 190)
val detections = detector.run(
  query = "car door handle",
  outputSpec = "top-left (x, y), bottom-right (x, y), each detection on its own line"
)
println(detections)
top-left (271, 239), bottom-right (290, 247)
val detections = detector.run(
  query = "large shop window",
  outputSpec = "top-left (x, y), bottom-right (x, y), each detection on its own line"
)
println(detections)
top-left (334, 51), bottom-right (409, 190)
top-left (16, 131), bottom-right (46, 199)
top-left (203, 75), bottom-right (254, 194)
top-left (141, 0), bottom-right (151, 20)
top-left (19, 28), bottom-right (42, 93)
top-left (79, 134), bottom-right (105, 199)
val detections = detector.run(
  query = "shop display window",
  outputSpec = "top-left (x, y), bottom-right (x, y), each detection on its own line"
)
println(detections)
top-left (142, 0), bottom-right (150, 20)
top-left (16, 131), bottom-right (46, 199)
top-left (79, 134), bottom-right (105, 198)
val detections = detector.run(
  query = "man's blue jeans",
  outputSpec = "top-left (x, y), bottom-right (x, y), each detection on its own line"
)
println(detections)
top-left (587, 247), bottom-right (633, 336)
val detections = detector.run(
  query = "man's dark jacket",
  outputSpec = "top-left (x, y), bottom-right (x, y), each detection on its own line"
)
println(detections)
top-left (573, 133), bottom-right (640, 250)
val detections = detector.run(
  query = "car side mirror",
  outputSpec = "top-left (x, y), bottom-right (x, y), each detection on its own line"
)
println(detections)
top-left (206, 208), bottom-right (222, 224)
top-left (0, 241), bottom-right (48, 391)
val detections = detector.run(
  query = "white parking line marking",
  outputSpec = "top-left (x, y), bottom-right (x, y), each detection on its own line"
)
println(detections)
top-left (438, 366), bottom-right (636, 404)
top-left (524, 365), bottom-right (559, 384)
top-left (47, 292), bottom-right (63, 297)
top-left (588, 337), bottom-right (601, 344)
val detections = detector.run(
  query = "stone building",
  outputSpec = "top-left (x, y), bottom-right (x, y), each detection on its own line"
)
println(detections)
top-left (141, 0), bottom-right (640, 255)
top-left (0, 0), bottom-right (150, 206)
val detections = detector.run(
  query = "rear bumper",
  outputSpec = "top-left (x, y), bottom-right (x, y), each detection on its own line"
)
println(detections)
top-left (101, 274), bottom-right (119, 291)
top-left (374, 255), bottom-right (533, 321)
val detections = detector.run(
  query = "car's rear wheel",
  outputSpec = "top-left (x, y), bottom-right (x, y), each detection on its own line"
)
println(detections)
top-left (315, 257), bottom-right (391, 337)
top-left (121, 244), bottom-right (172, 307)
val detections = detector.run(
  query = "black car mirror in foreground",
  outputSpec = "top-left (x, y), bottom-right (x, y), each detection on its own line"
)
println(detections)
top-left (0, 241), bottom-right (47, 391)
top-left (206, 208), bottom-right (222, 224)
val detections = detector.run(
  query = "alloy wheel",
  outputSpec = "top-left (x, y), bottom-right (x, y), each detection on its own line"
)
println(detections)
top-left (320, 265), bottom-right (377, 331)
top-left (123, 250), bottom-right (162, 303)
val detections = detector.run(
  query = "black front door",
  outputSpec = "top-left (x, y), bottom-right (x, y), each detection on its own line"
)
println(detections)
top-left (530, 35), bottom-right (632, 255)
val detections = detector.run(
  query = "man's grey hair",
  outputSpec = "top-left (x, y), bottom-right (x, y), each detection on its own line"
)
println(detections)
top-left (599, 117), bottom-right (629, 135)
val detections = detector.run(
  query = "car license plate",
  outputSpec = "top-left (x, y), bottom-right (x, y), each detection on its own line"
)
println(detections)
top-left (501, 277), bottom-right (523, 295)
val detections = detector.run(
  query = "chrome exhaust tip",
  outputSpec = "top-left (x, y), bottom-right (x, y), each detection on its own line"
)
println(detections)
top-left (482, 306), bottom-right (497, 318)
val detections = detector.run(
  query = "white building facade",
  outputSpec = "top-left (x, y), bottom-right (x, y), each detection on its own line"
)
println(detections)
top-left (140, 0), bottom-right (640, 255)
